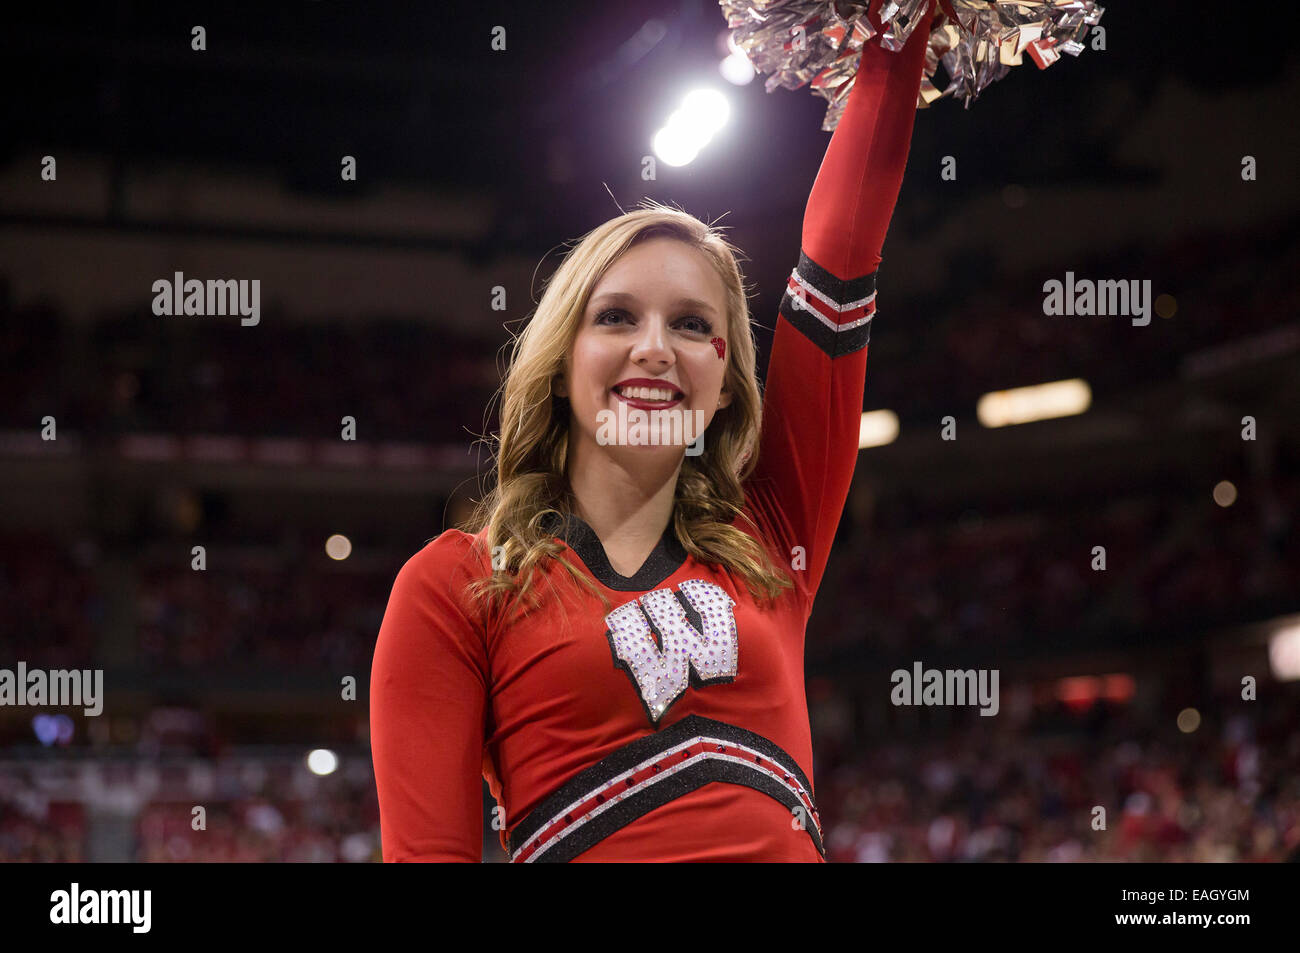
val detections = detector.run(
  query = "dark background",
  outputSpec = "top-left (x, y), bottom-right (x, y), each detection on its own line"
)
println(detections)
top-left (2, 0), bottom-right (1298, 862)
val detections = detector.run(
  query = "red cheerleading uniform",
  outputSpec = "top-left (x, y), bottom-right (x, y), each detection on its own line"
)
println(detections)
top-left (370, 3), bottom-right (935, 862)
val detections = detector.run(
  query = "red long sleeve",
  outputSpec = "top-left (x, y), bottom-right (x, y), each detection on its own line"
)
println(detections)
top-left (803, 1), bottom-right (935, 277)
top-left (746, 0), bottom-right (934, 608)
top-left (370, 533), bottom-right (492, 862)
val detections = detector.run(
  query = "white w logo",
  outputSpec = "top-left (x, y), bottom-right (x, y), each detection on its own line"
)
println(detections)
top-left (604, 579), bottom-right (738, 724)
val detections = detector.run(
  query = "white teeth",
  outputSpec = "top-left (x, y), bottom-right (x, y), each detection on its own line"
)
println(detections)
top-left (619, 386), bottom-right (678, 401)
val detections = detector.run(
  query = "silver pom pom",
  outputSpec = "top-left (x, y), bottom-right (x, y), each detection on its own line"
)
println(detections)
top-left (719, 0), bottom-right (1105, 129)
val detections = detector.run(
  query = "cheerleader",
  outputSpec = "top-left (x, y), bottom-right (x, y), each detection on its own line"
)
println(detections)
top-left (370, 0), bottom-right (938, 862)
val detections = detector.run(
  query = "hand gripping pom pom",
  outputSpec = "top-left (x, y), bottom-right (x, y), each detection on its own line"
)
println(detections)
top-left (719, 0), bottom-right (1105, 129)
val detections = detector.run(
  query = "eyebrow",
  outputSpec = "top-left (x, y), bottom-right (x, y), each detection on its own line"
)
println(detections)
top-left (589, 292), bottom-right (719, 316)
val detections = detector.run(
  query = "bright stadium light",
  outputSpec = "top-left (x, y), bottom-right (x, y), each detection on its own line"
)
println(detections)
top-left (652, 123), bottom-right (701, 167)
top-left (719, 35), bottom-right (755, 85)
top-left (1269, 623), bottom-right (1300, 681)
top-left (325, 533), bottom-right (352, 560)
top-left (681, 88), bottom-right (730, 132)
top-left (1177, 708), bottom-right (1201, 733)
top-left (1213, 480), bottom-right (1238, 507)
top-left (307, 748), bottom-right (339, 776)
top-left (859, 410), bottom-right (900, 449)
top-left (720, 51), bottom-right (755, 85)
top-left (976, 378), bottom-right (1091, 428)
top-left (652, 88), bottom-right (731, 167)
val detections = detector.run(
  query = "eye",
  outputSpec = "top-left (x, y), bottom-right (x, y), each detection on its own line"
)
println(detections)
top-left (594, 308), bottom-right (713, 334)
top-left (676, 315), bottom-right (714, 335)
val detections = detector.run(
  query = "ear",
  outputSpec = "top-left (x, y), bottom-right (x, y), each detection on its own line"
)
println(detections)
top-left (717, 387), bottom-right (733, 409)
top-left (553, 374), bottom-right (568, 398)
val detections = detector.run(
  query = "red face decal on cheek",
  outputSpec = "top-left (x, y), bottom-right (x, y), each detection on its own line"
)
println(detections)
top-left (711, 337), bottom-right (726, 360)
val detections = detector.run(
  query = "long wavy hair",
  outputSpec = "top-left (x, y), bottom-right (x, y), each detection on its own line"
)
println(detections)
top-left (462, 200), bottom-right (794, 620)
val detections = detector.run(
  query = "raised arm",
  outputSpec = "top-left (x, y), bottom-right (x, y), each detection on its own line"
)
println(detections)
top-left (746, 0), bottom-right (935, 608)
top-left (370, 532), bottom-right (491, 862)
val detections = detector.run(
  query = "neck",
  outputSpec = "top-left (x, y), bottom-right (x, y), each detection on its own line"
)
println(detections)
top-left (565, 437), bottom-right (683, 551)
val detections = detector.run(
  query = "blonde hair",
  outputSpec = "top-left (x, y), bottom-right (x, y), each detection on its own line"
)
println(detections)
top-left (462, 200), bottom-right (794, 619)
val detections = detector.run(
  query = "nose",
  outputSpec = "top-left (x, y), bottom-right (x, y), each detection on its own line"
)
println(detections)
top-left (629, 315), bottom-right (673, 369)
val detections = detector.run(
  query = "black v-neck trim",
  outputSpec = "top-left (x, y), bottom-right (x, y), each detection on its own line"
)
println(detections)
top-left (541, 511), bottom-right (688, 591)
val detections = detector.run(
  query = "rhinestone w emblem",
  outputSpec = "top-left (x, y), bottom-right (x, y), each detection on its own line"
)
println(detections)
top-left (603, 579), bottom-right (738, 725)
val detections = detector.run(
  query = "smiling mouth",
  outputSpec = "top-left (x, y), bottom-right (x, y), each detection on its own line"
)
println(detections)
top-left (612, 385), bottom-right (685, 404)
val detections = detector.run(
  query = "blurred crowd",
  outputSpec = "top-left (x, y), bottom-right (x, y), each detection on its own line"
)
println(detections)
top-left (0, 795), bottom-right (85, 862)
top-left (2, 220), bottom-right (1296, 444)
top-left (811, 688), bottom-right (1300, 863)
top-left (0, 306), bottom-right (500, 444)
top-left (0, 755), bottom-right (379, 862)
top-left (132, 756), bottom-right (380, 862)
top-left (2, 462), bottom-right (1293, 674)
top-left (869, 219), bottom-right (1300, 422)
top-left (814, 474), bottom-right (1299, 660)
top-left (133, 560), bottom-right (387, 672)
top-left (0, 534), bottom-right (102, 668)
top-left (3, 684), bottom-right (1296, 862)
